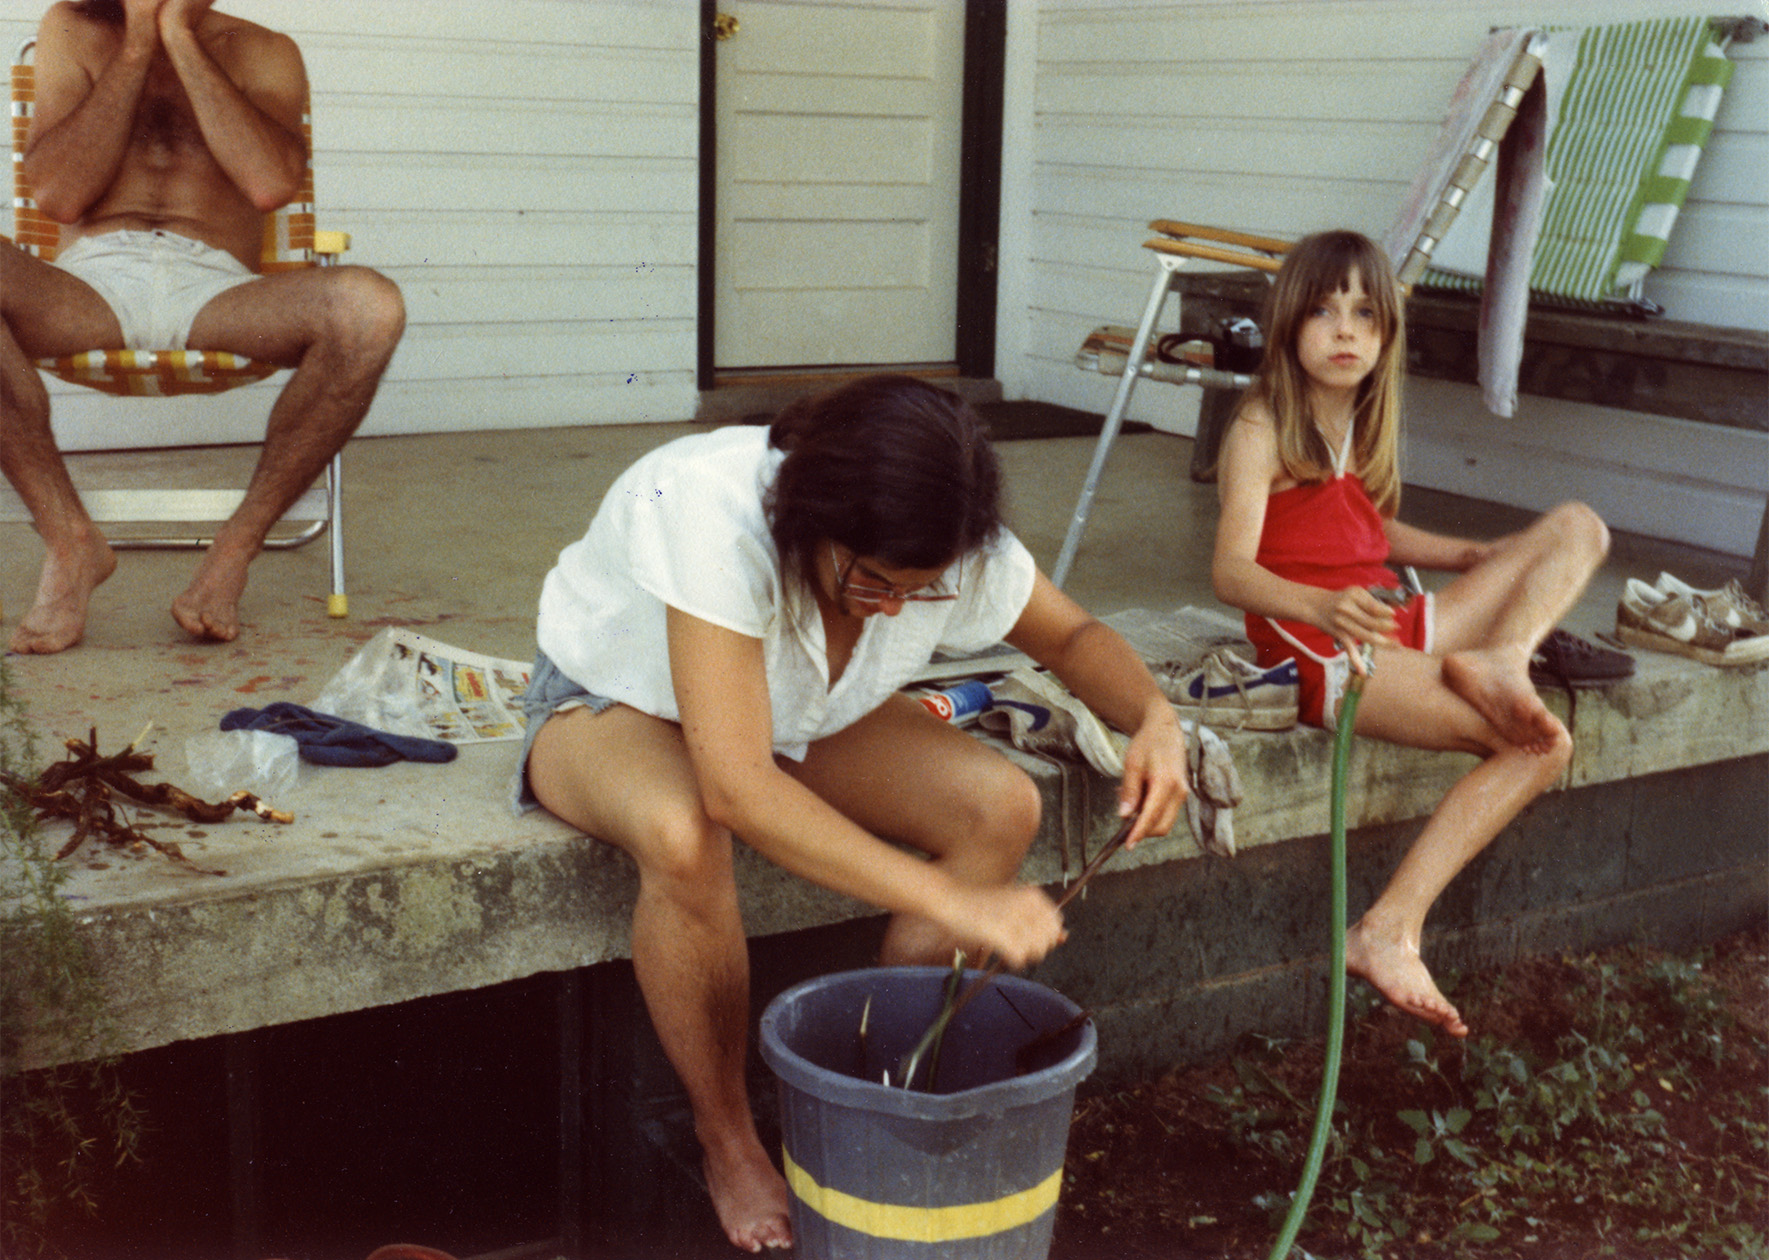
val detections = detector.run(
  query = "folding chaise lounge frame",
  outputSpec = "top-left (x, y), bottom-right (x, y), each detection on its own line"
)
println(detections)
top-left (2, 37), bottom-right (354, 617)
top-left (1051, 33), bottom-right (1546, 589)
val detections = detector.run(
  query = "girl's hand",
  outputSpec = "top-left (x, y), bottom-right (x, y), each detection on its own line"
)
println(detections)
top-left (1317, 586), bottom-right (1398, 669)
top-left (951, 884), bottom-right (1066, 971)
top-left (1117, 704), bottom-right (1189, 847)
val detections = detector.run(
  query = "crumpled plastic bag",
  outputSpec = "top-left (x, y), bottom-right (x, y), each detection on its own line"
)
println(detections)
top-left (981, 668), bottom-right (1242, 857)
top-left (184, 728), bottom-right (301, 802)
top-left (310, 627), bottom-right (435, 740)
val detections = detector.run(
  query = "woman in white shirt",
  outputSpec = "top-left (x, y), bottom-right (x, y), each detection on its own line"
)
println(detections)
top-left (522, 375), bottom-right (1188, 1254)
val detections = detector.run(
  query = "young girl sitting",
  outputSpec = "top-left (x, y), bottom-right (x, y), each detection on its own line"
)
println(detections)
top-left (1211, 230), bottom-right (1610, 1038)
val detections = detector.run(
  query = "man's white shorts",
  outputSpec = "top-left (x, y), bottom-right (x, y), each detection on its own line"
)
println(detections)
top-left (54, 228), bottom-right (258, 351)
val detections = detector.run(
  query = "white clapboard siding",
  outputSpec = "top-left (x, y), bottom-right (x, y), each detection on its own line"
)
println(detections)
top-left (0, 0), bottom-right (701, 449)
top-left (1000, 0), bottom-right (1768, 557)
top-left (6, 0), bottom-right (1763, 554)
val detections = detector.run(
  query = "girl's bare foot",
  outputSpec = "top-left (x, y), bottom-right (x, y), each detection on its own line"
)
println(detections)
top-left (1442, 645), bottom-right (1560, 753)
top-left (172, 542), bottom-right (253, 642)
top-left (703, 1134), bottom-right (793, 1253)
top-left (1346, 919), bottom-right (1469, 1038)
top-left (9, 532), bottom-right (116, 654)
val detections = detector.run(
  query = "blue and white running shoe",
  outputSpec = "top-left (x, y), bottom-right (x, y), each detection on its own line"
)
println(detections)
top-left (1157, 648), bottom-right (1298, 731)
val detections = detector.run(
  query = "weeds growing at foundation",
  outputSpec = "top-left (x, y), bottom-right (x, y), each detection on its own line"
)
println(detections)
top-left (0, 661), bottom-right (142, 1258)
top-left (1059, 926), bottom-right (1769, 1259)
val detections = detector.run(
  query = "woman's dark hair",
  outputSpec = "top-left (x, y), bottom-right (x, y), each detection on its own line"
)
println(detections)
top-left (766, 374), bottom-right (1004, 580)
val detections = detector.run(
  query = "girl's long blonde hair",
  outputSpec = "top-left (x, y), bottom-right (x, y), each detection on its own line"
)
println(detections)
top-left (1244, 230), bottom-right (1406, 516)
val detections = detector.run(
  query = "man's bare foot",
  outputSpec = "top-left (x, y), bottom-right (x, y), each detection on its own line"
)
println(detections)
top-left (703, 1134), bottom-right (793, 1253)
top-left (1442, 645), bottom-right (1560, 752)
top-left (9, 533), bottom-right (117, 654)
top-left (1346, 919), bottom-right (1469, 1038)
top-left (172, 543), bottom-right (253, 642)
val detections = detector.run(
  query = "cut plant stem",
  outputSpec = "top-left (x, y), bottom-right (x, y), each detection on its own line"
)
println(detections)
top-left (855, 994), bottom-right (872, 1080)
top-left (2, 728), bottom-right (292, 875)
top-left (894, 816), bottom-right (1137, 1089)
top-left (922, 951), bottom-right (967, 1091)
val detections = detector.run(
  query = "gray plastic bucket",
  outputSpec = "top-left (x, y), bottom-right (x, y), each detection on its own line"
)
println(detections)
top-left (759, 966), bottom-right (1097, 1259)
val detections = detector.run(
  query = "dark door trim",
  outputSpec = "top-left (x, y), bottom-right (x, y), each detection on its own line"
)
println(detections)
top-left (955, 0), bottom-right (1006, 380)
top-left (697, 1), bottom-right (1006, 390)
top-left (697, 2), bottom-right (719, 390)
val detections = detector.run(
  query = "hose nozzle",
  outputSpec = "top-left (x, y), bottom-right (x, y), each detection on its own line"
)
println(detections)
top-left (1346, 643), bottom-right (1375, 696)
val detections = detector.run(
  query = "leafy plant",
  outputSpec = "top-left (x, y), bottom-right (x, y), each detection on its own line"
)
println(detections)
top-left (0, 661), bottom-right (141, 1257)
top-left (1195, 942), bottom-right (1769, 1258)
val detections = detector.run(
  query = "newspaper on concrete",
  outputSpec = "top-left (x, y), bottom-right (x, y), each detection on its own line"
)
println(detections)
top-left (312, 628), bottom-right (533, 744)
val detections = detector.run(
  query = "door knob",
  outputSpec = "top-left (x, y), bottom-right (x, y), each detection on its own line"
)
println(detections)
top-left (714, 13), bottom-right (739, 40)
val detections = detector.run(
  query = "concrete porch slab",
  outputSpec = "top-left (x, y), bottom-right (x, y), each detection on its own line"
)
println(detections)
top-left (7, 614), bottom-right (1763, 1071)
top-left (5, 423), bottom-right (1765, 1076)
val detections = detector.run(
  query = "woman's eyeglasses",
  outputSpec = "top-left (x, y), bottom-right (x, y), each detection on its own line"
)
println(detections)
top-left (830, 543), bottom-right (959, 606)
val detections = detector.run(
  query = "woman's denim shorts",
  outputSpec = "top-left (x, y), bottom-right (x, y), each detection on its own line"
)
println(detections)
top-left (511, 649), bottom-right (617, 814)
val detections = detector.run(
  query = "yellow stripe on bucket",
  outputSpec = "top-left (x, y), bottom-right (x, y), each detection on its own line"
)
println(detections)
top-left (782, 1149), bottom-right (1062, 1243)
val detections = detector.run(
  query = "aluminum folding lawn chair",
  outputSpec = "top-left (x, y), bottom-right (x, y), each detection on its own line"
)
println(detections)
top-left (1052, 26), bottom-right (1547, 588)
top-left (1055, 15), bottom-right (1737, 589)
top-left (2, 37), bottom-right (354, 617)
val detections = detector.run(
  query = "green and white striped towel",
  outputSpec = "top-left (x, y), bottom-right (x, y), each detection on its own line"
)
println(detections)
top-left (1427, 15), bottom-right (1732, 308)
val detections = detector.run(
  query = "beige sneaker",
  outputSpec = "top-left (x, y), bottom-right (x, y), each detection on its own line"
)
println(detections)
top-left (1617, 578), bottom-right (1769, 666)
top-left (1656, 572), bottom-right (1769, 637)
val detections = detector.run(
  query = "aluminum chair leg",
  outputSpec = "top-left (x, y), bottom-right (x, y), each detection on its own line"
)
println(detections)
top-left (325, 452), bottom-right (347, 618)
top-left (1051, 257), bottom-right (1183, 588)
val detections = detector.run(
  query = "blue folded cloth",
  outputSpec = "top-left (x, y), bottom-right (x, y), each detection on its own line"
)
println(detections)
top-left (220, 702), bottom-right (457, 768)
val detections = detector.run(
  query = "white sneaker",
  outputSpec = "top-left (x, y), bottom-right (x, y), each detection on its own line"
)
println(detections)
top-left (1156, 648), bottom-right (1299, 731)
top-left (1617, 577), bottom-right (1769, 666)
top-left (981, 669), bottom-right (1130, 778)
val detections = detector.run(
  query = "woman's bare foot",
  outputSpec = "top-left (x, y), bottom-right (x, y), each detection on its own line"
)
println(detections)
top-left (172, 542), bottom-right (254, 642)
top-left (703, 1133), bottom-right (793, 1253)
top-left (9, 531), bottom-right (116, 654)
top-left (1442, 645), bottom-right (1560, 752)
top-left (1346, 919), bottom-right (1469, 1038)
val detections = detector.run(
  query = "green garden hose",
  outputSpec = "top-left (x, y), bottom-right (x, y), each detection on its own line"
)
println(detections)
top-left (1266, 664), bottom-right (1366, 1260)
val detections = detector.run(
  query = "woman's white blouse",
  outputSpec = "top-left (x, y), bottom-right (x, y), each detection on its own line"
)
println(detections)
top-left (535, 425), bottom-right (1036, 760)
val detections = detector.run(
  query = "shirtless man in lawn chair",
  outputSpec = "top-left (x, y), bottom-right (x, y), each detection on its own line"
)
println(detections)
top-left (1, 0), bottom-right (405, 654)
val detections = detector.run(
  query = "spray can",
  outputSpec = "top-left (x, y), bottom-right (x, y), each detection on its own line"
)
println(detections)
top-left (910, 679), bottom-right (993, 726)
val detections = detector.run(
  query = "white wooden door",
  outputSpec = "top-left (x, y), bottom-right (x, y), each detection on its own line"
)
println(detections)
top-left (713, 0), bottom-right (965, 369)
